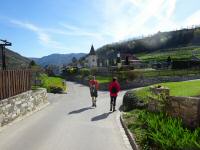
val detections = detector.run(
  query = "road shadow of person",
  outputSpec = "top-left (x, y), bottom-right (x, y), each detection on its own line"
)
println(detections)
top-left (68, 107), bottom-right (94, 115)
top-left (91, 112), bottom-right (112, 121)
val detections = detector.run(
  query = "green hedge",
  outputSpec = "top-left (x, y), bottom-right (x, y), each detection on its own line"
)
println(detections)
top-left (39, 74), bottom-right (66, 93)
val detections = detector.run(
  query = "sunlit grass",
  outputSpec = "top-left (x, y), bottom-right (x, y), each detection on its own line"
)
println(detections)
top-left (96, 76), bottom-right (111, 83)
top-left (133, 79), bottom-right (200, 103)
top-left (136, 46), bottom-right (200, 62)
top-left (39, 74), bottom-right (66, 92)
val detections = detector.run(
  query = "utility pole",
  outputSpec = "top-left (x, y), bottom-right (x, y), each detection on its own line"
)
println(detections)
top-left (0, 39), bottom-right (12, 70)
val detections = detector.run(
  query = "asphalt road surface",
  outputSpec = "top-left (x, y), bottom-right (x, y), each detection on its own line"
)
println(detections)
top-left (0, 82), bottom-right (130, 150)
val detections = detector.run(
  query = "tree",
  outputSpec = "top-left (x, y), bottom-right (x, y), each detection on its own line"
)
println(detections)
top-left (167, 56), bottom-right (172, 67)
top-left (72, 57), bottom-right (77, 63)
top-left (29, 60), bottom-right (36, 67)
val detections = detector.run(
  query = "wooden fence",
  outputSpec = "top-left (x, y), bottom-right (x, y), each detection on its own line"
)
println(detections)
top-left (0, 70), bottom-right (32, 100)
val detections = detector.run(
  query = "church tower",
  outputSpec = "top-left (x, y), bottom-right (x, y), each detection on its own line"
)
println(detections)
top-left (86, 45), bottom-right (97, 68)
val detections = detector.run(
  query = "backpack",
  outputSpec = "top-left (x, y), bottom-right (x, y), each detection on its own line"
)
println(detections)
top-left (111, 86), bottom-right (117, 94)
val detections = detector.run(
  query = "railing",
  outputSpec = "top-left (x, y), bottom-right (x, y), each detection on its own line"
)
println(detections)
top-left (0, 70), bottom-right (31, 100)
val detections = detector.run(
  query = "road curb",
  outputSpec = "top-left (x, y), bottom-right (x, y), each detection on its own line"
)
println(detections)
top-left (120, 113), bottom-right (140, 150)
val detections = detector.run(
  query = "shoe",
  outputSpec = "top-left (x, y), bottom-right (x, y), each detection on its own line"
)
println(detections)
top-left (110, 106), bottom-right (112, 111)
top-left (113, 107), bottom-right (116, 112)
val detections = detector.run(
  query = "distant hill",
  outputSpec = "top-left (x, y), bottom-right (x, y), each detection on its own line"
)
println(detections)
top-left (0, 48), bottom-right (31, 69)
top-left (96, 26), bottom-right (200, 61)
top-left (31, 53), bottom-right (86, 67)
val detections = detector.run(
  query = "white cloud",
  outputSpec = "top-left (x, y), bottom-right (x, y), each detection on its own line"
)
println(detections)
top-left (10, 20), bottom-right (73, 50)
top-left (184, 10), bottom-right (200, 27)
top-left (59, 23), bottom-right (104, 40)
top-left (93, 0), bottom-right (179, 41)
top-left (9, 19), bottom-right (108, 52)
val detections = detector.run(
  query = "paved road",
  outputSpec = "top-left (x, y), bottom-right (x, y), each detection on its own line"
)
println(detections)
top-left (0, 82), bottom-right (130, 150)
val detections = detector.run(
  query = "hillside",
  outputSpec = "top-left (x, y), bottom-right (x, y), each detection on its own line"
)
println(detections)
top-left (32, 53), bottom-right (86, 67)
top-left (96, 27), bottom-right (200, 61)
top-left (0, 48), bottom-right (31, 69)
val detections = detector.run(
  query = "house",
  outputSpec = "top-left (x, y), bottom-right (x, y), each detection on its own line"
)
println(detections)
top-left (119, 53), bottom-right (141, 66)
top-left (85, 45), bottom-right (98, 68)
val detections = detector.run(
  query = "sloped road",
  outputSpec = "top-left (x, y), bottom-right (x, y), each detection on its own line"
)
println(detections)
top-left (0, 82), bottom-right (130, 150)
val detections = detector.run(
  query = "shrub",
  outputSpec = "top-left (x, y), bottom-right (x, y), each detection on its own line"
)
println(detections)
top-left (49, 86), bottom-right (63, 93)
top-left (115, 71), bottom-right (142, 82)
top-left (124, 71), bottom-right (141, 81)
top-left (80, 68), bottom-right (90, 77)
top-left (91, 68), bottom-right (97, 75)
top-left (39, 74), bottom-right (66, 93)
top-left (123, 91), bottom-right (146, 111)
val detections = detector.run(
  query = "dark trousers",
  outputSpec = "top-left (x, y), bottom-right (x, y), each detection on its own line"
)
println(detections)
top-left (110, 96), bottom-right (117, 107)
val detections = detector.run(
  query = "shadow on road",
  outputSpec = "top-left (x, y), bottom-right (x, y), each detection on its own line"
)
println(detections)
top-left (68, 107), bottom-right (94, 114)
top-left (91, 112), bottom-right (112, 121)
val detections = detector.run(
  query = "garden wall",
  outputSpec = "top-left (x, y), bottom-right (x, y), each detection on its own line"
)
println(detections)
top-left (67, 74), bottom-right (200, 91)
top-left (166, 96), bottom-right (200, 128)
top-left (0, 88), bottom-right (48, 126)
top-left (148, 86), bottom-right (200, 128)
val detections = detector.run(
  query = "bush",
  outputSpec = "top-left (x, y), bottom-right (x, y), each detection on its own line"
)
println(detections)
top-left (66, 67), bottom-right (78, 75)
top-left (115, 71), bottom-right (142, 82)
top-left (80, 68), bottom-right (90, 77)
top-left (124, 71), bottom-right (141, 81)
top-left (91, 68), bottom-right (97, 75)
top-left (123, 91), bottom-right (146, 111)
top-left (49, 86), bottom-right (63, 93)
top-left (39, 74), bottom-right (66, 93)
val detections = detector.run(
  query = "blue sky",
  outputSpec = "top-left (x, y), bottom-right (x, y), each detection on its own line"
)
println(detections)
top-left (0, 0), bottom-right (200, 58)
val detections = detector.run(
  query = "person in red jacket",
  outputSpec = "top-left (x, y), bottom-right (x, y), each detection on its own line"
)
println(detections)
top-left (89, 76), bottom-right (99, 107)
top-left (109, 77), bottom-right (120, 112)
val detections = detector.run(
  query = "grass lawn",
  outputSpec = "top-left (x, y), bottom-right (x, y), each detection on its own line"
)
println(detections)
top-left (96, 76), bottom-right (112, 83)
top-left (39, 74), bottom-right (66, 92)
top-left (133, 79), bottom-right (200, 103)
top-left (136, 46), bottom-right (200, 62)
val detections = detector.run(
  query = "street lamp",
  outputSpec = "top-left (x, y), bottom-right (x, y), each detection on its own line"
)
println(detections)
top-left (0, 39), bottom-right (12, 70)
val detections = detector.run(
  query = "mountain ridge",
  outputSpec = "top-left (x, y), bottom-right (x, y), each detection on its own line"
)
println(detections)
top-left (31, 53), bottom-right (86, 67)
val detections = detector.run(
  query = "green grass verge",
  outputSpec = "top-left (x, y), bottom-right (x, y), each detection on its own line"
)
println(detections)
top-left (123, 109), bottom-right (200, 150)
top-left (96, 76), bottom-right (112, 83)
top-left (39, 74), bottom-right (66, 92)
top-left (133, 79), bottom-right (200, 103)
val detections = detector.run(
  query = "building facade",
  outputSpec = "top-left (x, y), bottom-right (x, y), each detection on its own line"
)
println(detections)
top-left (85, 45), bottom-right (97, 68)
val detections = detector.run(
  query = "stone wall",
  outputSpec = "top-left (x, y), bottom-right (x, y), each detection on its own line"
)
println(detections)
top-left (166, 96), bottom-right (200, 128)
top-left (0, 88), bottom-right (48, 126)
top-left (147, 86), bottom-right (200, 128)
top-left (68, 75), bottom-right (200, 91)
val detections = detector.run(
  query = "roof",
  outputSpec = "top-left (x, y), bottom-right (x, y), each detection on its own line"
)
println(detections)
top-left (89, 45), bottom-right (96, 55)
top-left (120, 53), bottom-right (139, 60)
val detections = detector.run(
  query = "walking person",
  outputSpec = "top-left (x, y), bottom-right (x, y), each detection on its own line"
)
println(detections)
top-left (109, 77), bottom-right (120, 112)
top-left (89, 76), bottom-right (99, 107)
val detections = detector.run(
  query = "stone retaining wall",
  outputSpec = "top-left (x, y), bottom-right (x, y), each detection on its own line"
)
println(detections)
top-left (0, 88), bottom-right (48, 126)
top-left (166, 96), bottom-right (200, 128)
top-left (148, 86), bottom-right (200, 128)
top-left (68, 75), bottom-right (200, 91)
